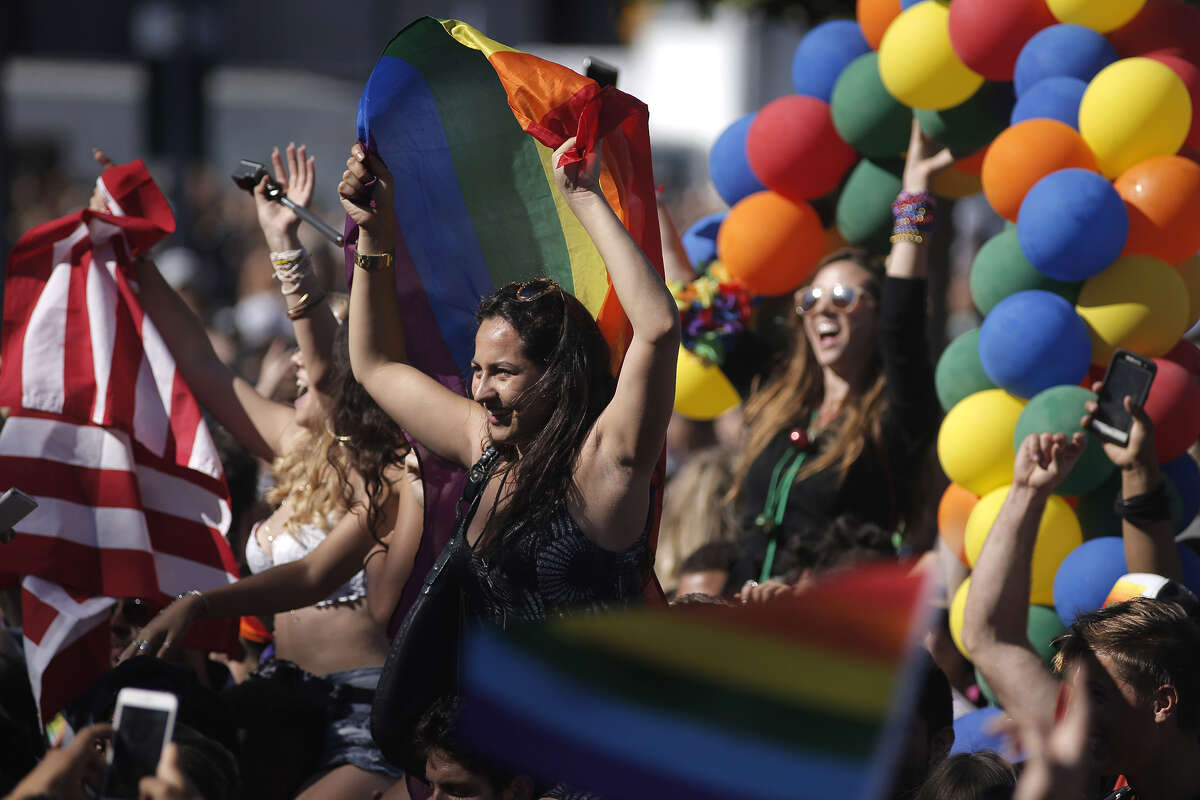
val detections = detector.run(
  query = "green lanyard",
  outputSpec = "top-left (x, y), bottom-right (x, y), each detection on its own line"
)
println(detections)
top-left (754, 412), bottom-right (816, 583)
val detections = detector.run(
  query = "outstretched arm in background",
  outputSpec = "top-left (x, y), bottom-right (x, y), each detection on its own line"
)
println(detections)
top-left (1083, 389), bottom-right (1182, 581)
top-left (339, 145), bottom-right (485, 469)
top-left (554, 136), bottom-right (681, 550)
top-left (962, 432), bottom-right (1085, 725)
top-left (885, 120), bottom-right (955, 280)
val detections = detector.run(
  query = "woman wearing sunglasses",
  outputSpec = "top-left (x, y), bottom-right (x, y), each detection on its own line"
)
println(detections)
top-left (729, 121), bottom-right (952, 588)
top-left (341, 134), bottom-right (678, 626)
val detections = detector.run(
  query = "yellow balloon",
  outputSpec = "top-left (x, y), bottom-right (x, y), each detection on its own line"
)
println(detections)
top-left (963, 486), bottom-right (1082, 605)
top-left (1079, 58), bottom-right (1193, 178)
top-left (878, 2), bottom-right (984, 111)
top-left (674, 347), bottom-right (740, 421)
top-left (931, 165), bottom-right (984, 199)
top-left (949, 577), bottom-right (971, 658)
top-left (1047, 0), bottom-right (1146, 32)
top-left (1176, 255), bottom-right (1200, 328)
top-left (938, 389), bottom-right (1026, 496)
top-left (1076, 254), bottom-right (1190, 365)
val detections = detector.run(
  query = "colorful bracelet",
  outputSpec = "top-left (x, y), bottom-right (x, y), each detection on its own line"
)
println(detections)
top-left (890, 190), bottom-right (936, 244)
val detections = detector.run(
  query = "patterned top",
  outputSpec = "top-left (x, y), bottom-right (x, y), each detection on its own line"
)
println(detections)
top-left (453, 447), bottom-right (649, 628)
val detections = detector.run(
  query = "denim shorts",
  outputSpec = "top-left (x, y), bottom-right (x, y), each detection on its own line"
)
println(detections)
top-left (321, 666), bottom-right (405, 779)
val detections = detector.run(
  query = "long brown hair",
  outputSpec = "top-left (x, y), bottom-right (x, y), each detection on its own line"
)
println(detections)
top-left (731, 248), bottom-right (888, 499)
top-left (474, 280), bottom-right (616, 557)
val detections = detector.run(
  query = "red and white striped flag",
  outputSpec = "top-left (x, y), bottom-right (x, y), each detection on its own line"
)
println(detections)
top-left (0, 160), bottom-right (239, 721)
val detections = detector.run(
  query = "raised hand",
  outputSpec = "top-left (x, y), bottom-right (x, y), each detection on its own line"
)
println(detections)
top-left (902, 119), bottom-right (955, 192)
top-left (88, 149), bottom-right (117, 212)
top-left (552, 136), bottom-right (603, 204)
top-left (338, 143), bottom-right (395, 254)
top-left (255, 142), bottom-right (315, 251)
top-left (1012, 432), bottom-right (1087, 494)
top-left (1082, 382), bottom-right (1157, 472)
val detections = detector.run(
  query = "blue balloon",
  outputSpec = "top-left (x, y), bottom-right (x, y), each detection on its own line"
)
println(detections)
top-left (1055, 537), bottom-right (1200, 625)
top-left (1013, 25), bottom-right (1119, 96)
top-left (901, 0), bottom-right (933, 7)
top-left (1164, 454), bottom-right (1200, 532)
top-left (1017, 169), bottom-right (1128, 282)
top-left (680, 212), bottom-right (726, 269)
top-left (1054, 537), bottom-right (1127, 626)
top-left (978, 290), bottom-right (1092, 398)
top-left (951, 708), bottom-right (1009, 756)
top-left (1010, 77), bottom-right (1088, 129)
top-left (791, 20), bottom-right (871, 103)
top-left (709, 114), bottom-right (766, 208)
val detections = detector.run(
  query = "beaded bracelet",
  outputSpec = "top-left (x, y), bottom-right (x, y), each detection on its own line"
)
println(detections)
top-left (270, 247), bottom-right (312, 295)
top-left (890, 190), bottom-right (936, 244)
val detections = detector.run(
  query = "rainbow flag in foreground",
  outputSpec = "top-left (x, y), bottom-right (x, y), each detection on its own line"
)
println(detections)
top-left (352, 18), bottom-right (667, 633)
top-left (459, 561), bottom-right (930, 800)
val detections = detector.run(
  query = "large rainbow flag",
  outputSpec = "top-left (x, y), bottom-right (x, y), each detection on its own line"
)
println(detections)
top-left (350, 18), bottom-right (666, 633)
top-left (458, 561), bottom-right (931, 799)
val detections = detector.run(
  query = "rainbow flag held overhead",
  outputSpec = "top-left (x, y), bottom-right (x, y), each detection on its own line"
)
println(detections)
top-left (350, 17), bottom-right (667, 634)
top-left (352, 16), bottom-right (662, 390)
top-left (458, 560), bottom-right (931, 800)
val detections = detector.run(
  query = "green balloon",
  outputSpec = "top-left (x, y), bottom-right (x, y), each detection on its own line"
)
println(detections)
top-left (1027, 604), bottom-right (1066, 665)
top-left (935, 328), bottom-right (996, 412)
top-left (915, 81), bottom-right (1013, 155)
top-left (831, 52), bottom-right (912, 159)
top-left (836, 158), bottom-right (903, 255)
top-left (1076, 468), bottom-right (1186, 539)
top-left (970, 227), bottom-right (1081, 315)
top-left (1013, 385), bottom-right (1114, 497)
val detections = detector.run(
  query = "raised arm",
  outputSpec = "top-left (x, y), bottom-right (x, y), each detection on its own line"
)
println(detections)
top-left (886, 120), bottom-right (955, 281)
top-left (123, 505), bottom-right (381, 660)
top-left (253, 143), bottom-right (339, 410)
top-left (557, 137), bottom-right (681, 482)
top-left (338, 145), bottom-right (484, 468)
top-left (963, 432), bottom-right (1085, 725)
top-left (365, 456), bottom-right (424, 627)
top-left (1083, 391), bottom-right (1182, 581)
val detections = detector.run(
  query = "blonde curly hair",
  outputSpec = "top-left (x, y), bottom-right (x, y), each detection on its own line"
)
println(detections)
top-left (265, 425), bottom-right (344, 534)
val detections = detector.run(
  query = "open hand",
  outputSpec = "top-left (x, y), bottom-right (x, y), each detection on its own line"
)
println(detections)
top-left (902, 119), bottom-right (955, 192)
top-left (255, 143), bottom-right (315, 251)
top-left (338, 143), bottom-right (395, 253)
top-left (552, 136), bottom-right (603, 203)
top-left (117, 594), bottom-right (204, 662)
top-left (88, 149), bottom-right (117, 212)
top-left (1012, 432), bottom-right (1086, 494)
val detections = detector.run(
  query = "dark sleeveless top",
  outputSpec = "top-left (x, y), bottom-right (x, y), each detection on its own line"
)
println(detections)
top-left (452, 446), bottom-right (650, 628)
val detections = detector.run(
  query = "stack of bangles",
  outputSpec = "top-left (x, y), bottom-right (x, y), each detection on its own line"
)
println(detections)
top-left (271, 246), bottom-right (326, 320)
top-left (890, 190), bottom-right (935, 245)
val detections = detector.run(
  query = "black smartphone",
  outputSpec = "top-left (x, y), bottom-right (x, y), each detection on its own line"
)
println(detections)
top-left (0, 487), bottom-right (37, 544)
top-left (584, 57), bottom-right (618, 88)
top-left (100, 688), bottom-right (178, 799)
top-left (1087, 349), bottom-right (1157, 446)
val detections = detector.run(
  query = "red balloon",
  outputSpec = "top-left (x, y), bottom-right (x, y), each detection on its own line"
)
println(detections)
top-left (747, 95), bottom-right (858, 202)
top-left (1108, 0), bottom-right (1200, 66)
top-left (1164, 340), bottom-right (1200, 378)
top-left (1149, 55), bottom-right (1200, 150)
top-left (1144, 358), bottom-right (1200, 463)
top-left (949, 0), bottom-right (1056, 81)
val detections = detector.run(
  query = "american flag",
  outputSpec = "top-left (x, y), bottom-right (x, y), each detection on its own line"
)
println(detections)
top-left (0, 160), bottom-right (239, 721)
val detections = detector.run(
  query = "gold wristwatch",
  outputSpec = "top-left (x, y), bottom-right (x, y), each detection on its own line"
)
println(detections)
top-left (354, 251), bottom-right (394, 272)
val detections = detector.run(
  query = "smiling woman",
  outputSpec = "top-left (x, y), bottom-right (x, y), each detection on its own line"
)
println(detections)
top-left (728, 121), bottom-right (951, 587)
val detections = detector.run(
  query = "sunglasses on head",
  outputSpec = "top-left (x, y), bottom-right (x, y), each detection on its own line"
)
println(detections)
top-left (795, 282), bottom-right (870, 315)
top-left (512, 279), bottom-right (561, 302)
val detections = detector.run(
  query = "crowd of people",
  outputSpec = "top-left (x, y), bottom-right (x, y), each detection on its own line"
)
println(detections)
top-left (1, 106), bottom-right (1199, 800)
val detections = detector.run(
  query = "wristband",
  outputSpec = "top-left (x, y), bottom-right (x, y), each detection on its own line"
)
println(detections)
top-left (890, 190), bottom-right (936, 244)
top-left (1114, 481), bottom-right (1170, 526)
top-left (354, 251), bottom-right (394, 272)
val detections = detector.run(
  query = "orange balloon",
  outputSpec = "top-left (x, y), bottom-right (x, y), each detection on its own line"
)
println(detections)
top-left (982, 119), bottom-right (1099, 222)
top-left (955, 146), bottom-right (989, 175)
top-left (717, 191), bottom-right (825, 296)
top-left (1116, 156), bottom-right (1200, 265)
top-left (858, 0), bottom-right (904, 50)
top-left (931, 164), bottom-right (984, 198)
top-left (938, 483), bottom-right (980, 566)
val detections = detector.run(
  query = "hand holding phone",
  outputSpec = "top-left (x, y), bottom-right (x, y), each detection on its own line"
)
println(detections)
top-left (1084, 349), bottom-right (1156, 448)
top-left (100, 688), bottom-right (178, 800)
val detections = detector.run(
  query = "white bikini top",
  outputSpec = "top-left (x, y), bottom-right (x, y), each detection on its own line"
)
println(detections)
top-left (245, 519), bottom-right (367, 608)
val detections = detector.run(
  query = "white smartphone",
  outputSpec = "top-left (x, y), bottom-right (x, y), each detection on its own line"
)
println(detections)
top-left (0, 487), bottom-right (37, 543)
top-left (100, 688), bottom-right (178, 799)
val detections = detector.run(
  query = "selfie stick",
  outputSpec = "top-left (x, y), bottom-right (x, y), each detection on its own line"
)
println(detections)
top-left (263, 182), bottom-right (345, 246)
